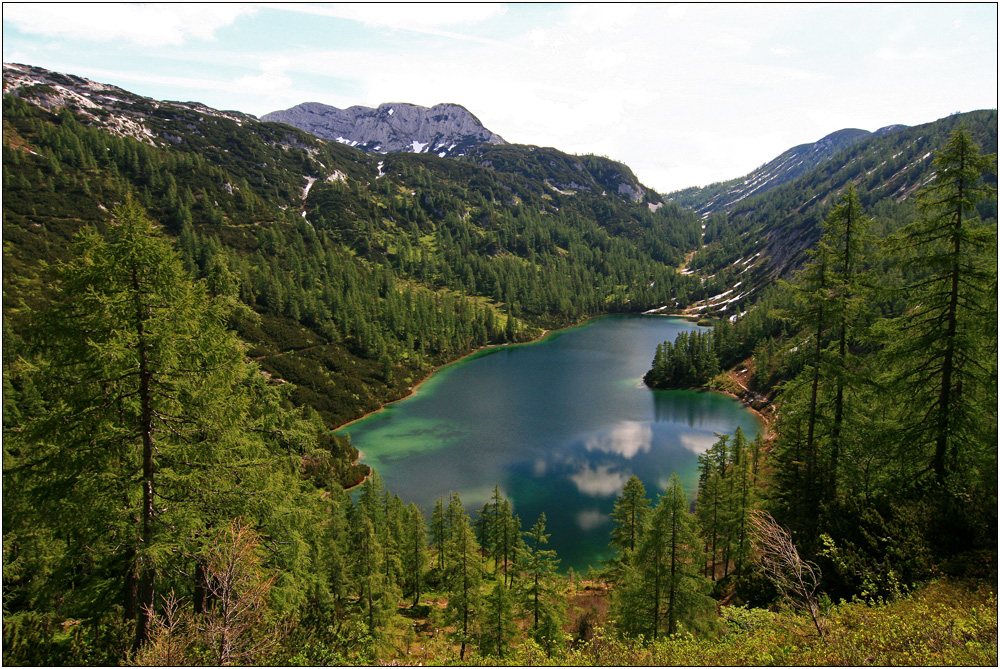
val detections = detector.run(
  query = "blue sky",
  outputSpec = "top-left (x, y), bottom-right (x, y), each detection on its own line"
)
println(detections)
top-left (4, 2), bottom-right (997, 193)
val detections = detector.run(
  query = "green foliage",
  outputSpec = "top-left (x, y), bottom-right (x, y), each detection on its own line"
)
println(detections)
top-left (3, 197), bottom-right (329, 658)
top-left (613, 475), bottom-right (716, 641)
top-left (442, 494), bottom-right (485, 661)
top-left (521, 513), bottom-right (566, 656)
top-left (559, 580), bottom-right (997, 667)
top-left (4, 90), bottom-right (710, 486)
top-left (644, 329), bottom-right (719, 388)
top-left (608, 475), bottom-right (650, 573)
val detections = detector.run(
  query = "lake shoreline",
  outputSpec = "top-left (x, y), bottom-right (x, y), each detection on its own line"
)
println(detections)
top-left (338, 312), bottom-right (755, 492)
top-left (338, 314), bottom-right (615, 490)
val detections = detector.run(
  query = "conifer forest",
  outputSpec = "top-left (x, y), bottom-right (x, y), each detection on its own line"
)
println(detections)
top-left (2, 62), bottom-right (997, 666)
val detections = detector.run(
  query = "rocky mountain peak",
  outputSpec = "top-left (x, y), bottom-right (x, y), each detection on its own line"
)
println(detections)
top-left (260, 101), bottom-right (505, 158)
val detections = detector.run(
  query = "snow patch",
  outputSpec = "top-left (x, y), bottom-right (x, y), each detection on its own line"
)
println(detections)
top-left (410, 140), bottom-right (428, 153)
top-left (302, 176), bottom-right (318, 200)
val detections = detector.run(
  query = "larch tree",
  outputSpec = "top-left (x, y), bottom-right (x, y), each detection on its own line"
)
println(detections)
top-left (613, 475), bottom-right (709, 640)
top-left (443, 495), bottom-right (484, 661)
top-left (609, 475), bottom-right (650, 573)
top-left (402, 502), bottom-right (428, 607)
top-left (522, 513), bottom-right (564, 655)
top-left (884, 126), bottom-right (997, 488)
top-left (10, 195), bottom-right (309, 651)
top-left (817, 186), bottom-right (873, 496)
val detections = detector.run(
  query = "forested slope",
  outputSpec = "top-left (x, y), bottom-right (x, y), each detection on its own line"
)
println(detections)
top-left (3, 72), bottom-right (704, 485)
top-left (646, 125), bottom-right (997, 618)
top-left (2, 64), bottom-right (996, 667)
top-left (679, 110), bottom-right (997, 320)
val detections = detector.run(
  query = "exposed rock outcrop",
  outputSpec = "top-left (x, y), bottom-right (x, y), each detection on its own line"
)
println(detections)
top-left (261, 101), bottom-right (505, 158)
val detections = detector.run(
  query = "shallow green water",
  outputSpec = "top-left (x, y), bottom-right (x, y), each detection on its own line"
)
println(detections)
top-left (339, 315), bottom-right (762, 572)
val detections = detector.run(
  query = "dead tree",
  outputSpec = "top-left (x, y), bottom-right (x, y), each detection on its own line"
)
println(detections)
top-left (750, 510), bottom-right (826, 636)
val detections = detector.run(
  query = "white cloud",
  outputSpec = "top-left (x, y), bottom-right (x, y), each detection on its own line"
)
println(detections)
top-left (769, 43), bottom-right (799, 57)
top-left (3, 3), bottom-right (255, 46)
top-left (234, 58), bottom-right (294, 100)
top-left (5, 3), bottom-right (994, 192)
top-left (264, 2), bottom-right (507, 29)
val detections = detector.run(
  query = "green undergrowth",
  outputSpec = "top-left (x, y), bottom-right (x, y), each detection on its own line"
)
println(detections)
top-left (457, 579), bottom-right (996, 667)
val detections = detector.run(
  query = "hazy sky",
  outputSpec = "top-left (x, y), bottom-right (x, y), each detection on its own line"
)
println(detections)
top-left (4, 2), bottom-right (997, 193)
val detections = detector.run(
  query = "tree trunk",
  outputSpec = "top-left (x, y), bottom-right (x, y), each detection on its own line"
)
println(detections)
top-left (133, 264), bottom-right (156, 651)
top-left (934, 162), bottom-right (965, 483)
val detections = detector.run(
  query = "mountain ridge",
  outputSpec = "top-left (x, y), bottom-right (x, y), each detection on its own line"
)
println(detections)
top-left (261, 100), bottom-right (505, 158)
top-left (665, 124), bottom-right (909, 217)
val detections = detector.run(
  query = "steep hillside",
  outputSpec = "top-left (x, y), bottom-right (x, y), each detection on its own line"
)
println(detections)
top-left (2, 63), bottom-right (706, 485)
top-left (261, 100), bottom-right (505, 158)
top-left (677, 110), bottom-right (997, 319)
top-left (463, 143), bottom-right (654, 204)
top-left (666, 125), bottom-right (906, 218)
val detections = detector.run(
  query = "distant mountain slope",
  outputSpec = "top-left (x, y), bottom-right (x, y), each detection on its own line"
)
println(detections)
top-left (666, 125), bottom-right (907, 217)
top-left (463, 143), bottom-right (654, 204)
top-left (261, 101), bottom-right (505, 158)
top-left (3, 61), bottom-right (257, 140)
top-left (2, 62), bottom-right (705, 456)
top-left (680, 110), bottom-right (997, 319)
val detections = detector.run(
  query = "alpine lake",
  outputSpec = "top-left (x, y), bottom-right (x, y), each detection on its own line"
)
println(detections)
top-left (338, 315), bottom-right (763, 573)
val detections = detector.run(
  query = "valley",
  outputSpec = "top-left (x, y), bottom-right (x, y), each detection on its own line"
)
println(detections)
top-left (2, 61), bottom-right (996, 666)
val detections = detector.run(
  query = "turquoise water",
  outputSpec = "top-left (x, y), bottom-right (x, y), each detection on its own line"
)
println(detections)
top-left (339, 315), bottom-right (762, 572)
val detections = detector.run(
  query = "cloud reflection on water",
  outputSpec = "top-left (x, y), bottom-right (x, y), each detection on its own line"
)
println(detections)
top-left (678, 431), bottom-right (718, 455)
top-left (568, 463), bottom-right (630, 497)
top-left (576, 509), bottom-right (610, 531)
top-left (583, 420), bottom-right (653, 459)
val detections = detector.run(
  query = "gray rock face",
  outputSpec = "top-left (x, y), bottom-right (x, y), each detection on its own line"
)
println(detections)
top-left (260, 102), bottom-right (505, 157)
